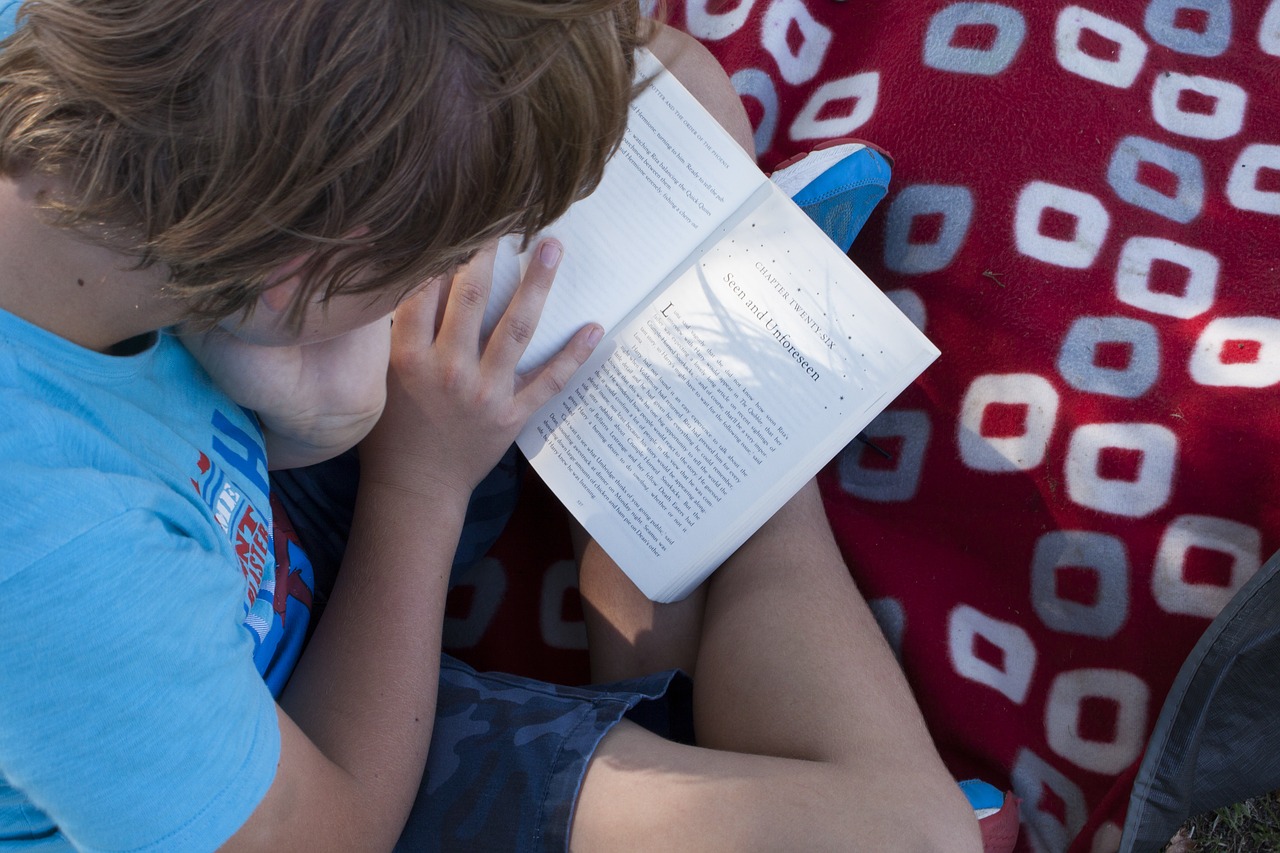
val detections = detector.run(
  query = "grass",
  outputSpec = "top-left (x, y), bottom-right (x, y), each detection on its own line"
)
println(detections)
top-left (1166, 792), bottom-right (1280, 853)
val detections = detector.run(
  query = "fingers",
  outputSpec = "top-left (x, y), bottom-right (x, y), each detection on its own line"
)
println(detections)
top-left (368, 236), bottom-right (601, 492)
top-left (394, 236), bottom-right (599, 415)
top-left (434, 242), bottom-right (498, 354)
top-left (484, 240), bottom-right (562, 371)
top-left (521, 321), bottom-right (603, 403)
top-left (495, 240), bottom-right (603, 408)
top-left (389, 277), bottom-right (444, 350)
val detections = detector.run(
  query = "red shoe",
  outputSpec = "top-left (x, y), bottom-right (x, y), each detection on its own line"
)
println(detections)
top-left (960, 779), bottom-right (1020, 853)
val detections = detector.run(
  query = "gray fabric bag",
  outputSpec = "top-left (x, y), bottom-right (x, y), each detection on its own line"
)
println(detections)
top-left (1120, 549), bottom-right (1280, 851)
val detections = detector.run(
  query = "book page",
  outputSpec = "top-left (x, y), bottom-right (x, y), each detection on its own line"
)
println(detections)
top-left (481, 49), bottom-right (764, 372)
top-left (519, 186), bottom-right (939, 601)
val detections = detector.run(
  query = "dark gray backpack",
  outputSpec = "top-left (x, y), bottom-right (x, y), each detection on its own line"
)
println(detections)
top-left (1120, 550), bottom-right (1280, 851)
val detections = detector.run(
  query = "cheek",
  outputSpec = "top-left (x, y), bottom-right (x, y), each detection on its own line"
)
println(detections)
top-left (296, 294), bottom-right (398, 343)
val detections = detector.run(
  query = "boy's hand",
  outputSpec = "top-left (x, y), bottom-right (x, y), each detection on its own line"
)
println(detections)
top-left (359, 239), bottom-right (600, 503)
top-left (180, 318), bottom-right (392, 470)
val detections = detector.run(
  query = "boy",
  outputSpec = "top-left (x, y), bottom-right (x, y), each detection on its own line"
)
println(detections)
top-left (0, 1), bottom-right (979, 850)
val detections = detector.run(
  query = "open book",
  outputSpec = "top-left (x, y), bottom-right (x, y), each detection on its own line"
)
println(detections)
top-left (482, 50), bottom-right (939, 602)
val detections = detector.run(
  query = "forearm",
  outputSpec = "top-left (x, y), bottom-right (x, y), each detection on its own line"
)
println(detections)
top-left (229, 477), bottom-right (468, 853)
top-left (224, 242), bottom-right (598, 852)
top-left (285, 472), bottom-right (465, 741)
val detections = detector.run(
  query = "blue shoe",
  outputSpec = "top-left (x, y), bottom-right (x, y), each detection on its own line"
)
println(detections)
top-left (772, 139), bottom-right (896, 459)
top-left (768, 138), bottom-right (893, 254)
top-left (959, 779), bottom-right (1020, 853)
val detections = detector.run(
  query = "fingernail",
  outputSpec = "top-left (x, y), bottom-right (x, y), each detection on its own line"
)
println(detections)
top-left (586, 324), bottom-right (603, 346)
top-left (538, 241), bottom-right (562, 267)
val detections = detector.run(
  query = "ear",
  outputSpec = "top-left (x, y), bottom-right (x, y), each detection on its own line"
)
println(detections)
top-left (259, 255), bottom-right (310, 314)
top-left (260, 276), bottom-right (302, 315)
top-left (259, 228), bottom-right (366, 314)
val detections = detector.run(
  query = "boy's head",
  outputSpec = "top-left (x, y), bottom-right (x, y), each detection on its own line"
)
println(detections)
top-left (0, 0), bottom-right (646, 325)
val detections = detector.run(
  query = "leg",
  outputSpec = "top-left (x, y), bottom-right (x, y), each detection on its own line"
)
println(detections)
top-left (572, 482), bottom-right (982, 852)
top-left (573, 21), bottom-right (741, 688)
top-left (395, 656), bottom-right (689, 852)
top-left (570, 28), bottom-right (981, 852)
top-left (575, 524), bottom-right (705, 683)
top-left (577, 23), bottom-right (895, 687)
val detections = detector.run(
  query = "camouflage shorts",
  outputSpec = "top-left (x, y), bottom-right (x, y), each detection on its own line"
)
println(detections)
top-left (395, 656), bottom-right (691, 852)
top-left (275, 450), bottom-right (693, 849)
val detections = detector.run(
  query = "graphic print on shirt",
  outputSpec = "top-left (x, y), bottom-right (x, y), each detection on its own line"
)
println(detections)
top-left (190, 407), bottom-right (314, 693)
top-left (262, 492), bottom-right (316, 694)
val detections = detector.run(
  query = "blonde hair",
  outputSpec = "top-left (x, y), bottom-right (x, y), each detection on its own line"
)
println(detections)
top-left (0, 0), bottom-right (647, 321)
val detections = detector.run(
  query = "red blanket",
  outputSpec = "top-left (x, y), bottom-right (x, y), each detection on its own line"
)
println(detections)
top-left (445, 3), bottom-right (1280, 851)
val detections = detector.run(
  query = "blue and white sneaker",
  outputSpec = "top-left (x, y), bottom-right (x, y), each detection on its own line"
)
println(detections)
top-left (772, 139), bottom-right (896, 459)
top-left (768, 138), bottom-right (893, 254)
top-left (960, 779), bottom-right (1020, 853)
top-left (774, 141), bottom-right (1016, 852)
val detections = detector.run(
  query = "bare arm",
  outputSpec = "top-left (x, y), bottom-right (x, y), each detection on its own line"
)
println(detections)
top-left (646, 23), bottom-right (755, 154)
top-left (573, 25), bottom-right (983, 853)
top-left (221, 242), bottom-right (601, 852)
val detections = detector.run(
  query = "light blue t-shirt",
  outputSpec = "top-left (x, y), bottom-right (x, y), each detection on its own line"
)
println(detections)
top-left (0, 308), bottom-right (300, 852)
top-left (0, 2), bottom-right (19, 42)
